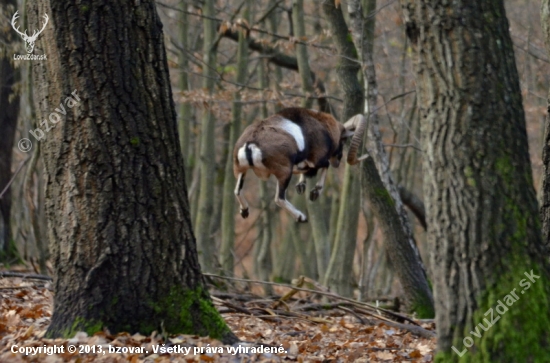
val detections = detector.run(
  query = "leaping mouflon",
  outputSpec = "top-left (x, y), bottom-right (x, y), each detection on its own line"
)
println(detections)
top-left (233, 108), bottom-right (366, 222)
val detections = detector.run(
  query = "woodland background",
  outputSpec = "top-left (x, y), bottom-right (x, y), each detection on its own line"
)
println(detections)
top-left (0, 0), bottom-right (548, 361)
top-left (3, 0), bottom-right (545, 298)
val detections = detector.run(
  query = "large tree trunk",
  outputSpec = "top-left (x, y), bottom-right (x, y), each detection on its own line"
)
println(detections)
top-left (0, 0), bottom-right (21, 260)
top-left (28, 0), bottom-right (236, 343)
top-left (401, 1), bottom-right (550, 360)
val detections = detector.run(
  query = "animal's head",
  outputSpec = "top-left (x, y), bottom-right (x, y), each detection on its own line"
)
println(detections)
top-left (329, 114), bottom-right (367, 168)
top-left (329, 134), bottom-right (345, 168)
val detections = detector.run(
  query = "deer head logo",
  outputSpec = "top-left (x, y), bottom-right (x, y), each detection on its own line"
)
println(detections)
top-left (11, 11), bottom-right (49, 54)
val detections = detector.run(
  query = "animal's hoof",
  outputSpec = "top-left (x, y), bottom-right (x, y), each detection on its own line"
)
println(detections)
top-left (296, 182), bottom-right (306, 194)
top-left (296, 215), bottom-right (308, 223)
top-left (240, 208), bottom-right (249, 219)
top-left (309, 187), bottom-right (321, 201)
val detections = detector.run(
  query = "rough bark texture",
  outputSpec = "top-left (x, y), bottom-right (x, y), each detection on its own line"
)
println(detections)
top-left (540, 0), bottom-right (550, 249)
top-left (0, 0), bottom-right (20, 259)
top-left (28, 0), bottom-right (236, 343)
top-left (178, 3), bottom-right (193, 185)
top-left (401, 0), bottom-right (550, 360)
top-left (398, 186), bottom-right (427, 230)
top-left (348, 0), bottom-right (434, 318)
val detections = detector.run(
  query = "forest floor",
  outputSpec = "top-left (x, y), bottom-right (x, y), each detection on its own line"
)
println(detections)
top-left (0, 269), bottom-right (436, 362)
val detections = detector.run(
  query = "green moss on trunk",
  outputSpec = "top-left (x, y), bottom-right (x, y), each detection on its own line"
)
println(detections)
top-left (410, 299), bottom-right (435, 319)
top-left (435, 155), bottom-right (549, 362)
top-left (150, 286), bottom-right (235, 342)
top-left (53, 318), bottom-right (103, 338)
top-left (47, 286), bottom-right (236, 344)
top-left (436, 264), bottom-right (550, 362)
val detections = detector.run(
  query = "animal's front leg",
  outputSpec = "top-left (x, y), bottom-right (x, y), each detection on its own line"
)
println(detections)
top-left (275, 173), bottom-right (307, 223)
top-left (310, 168), bottom-right (327, 201)
top-left (295, 173), bottom-right (306, 194)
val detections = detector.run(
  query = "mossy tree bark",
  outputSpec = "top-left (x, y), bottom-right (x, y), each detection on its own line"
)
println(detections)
top-left (28, 0), bottom-right (236, 343)
top-left (401, 0), bottom-right (550, 360)
top-left (540, 0), bottom-right (550, 249)
top-left (0, 0), bottom-right (20, 259)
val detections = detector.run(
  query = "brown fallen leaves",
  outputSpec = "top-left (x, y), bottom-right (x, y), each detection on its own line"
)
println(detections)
top-left (0, 273), bottom-right (435, 362)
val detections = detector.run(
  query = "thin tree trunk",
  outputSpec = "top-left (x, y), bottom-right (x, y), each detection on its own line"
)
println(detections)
top-left (220, 1), bottom-right (251, 273)
top-left (267, 5), bottom-right (284, 106)
top-left (254, 58), bottom-right (273, 293)
top-left (292, 0), bottom-right (314, 109)
top-left (195, 0), bottom-right (219, 272)
top-left (23, 143), bottom-right (48, 273)
top-left (266, 2), bottom-right (286, 284)
top-left (402, 1), bottom-right (550, 360)
top-left (348, 0), bottom-right (434, 316)
top-left (273, 226), bottom-right (296, 282)
top-left (358, 206), bottom-right (376, 302)
top-left (322, 0), bottom-right (363, 297)
top-left (28, 0), bottom-right (236, 343)
top-left (289, 197), bottom-right (316, 278)
top-left (9, 5), bottom-right (46, 265)
top-left (291, 0), bottom-right (330, 279)
top-left (0, 0), bottom-right (21, 260)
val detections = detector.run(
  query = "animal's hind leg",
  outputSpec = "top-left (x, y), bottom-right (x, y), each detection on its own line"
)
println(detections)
top-left (234, 172), bottom-right (249, 218)
top-left (274, 171), bottom-right (307, 223)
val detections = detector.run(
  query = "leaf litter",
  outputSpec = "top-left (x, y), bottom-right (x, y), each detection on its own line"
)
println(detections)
top-left (0, 271), bottom-right (435, 362)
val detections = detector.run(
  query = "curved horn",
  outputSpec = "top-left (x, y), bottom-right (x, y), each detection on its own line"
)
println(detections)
top-left (345, 114), bottom-right (367, 165)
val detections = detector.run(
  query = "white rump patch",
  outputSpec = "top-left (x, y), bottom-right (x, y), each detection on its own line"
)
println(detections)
top-left (237, 144), bottom-right (248, 166)
top-left (237, 143), bottom-right (265, 168)
top-left (278, 119), bottom-right (305, 151)
top-left (248, 143), bottom-right (265, 168)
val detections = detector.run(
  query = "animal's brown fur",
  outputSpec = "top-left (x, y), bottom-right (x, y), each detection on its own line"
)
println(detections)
top-left (232, 108), bottom-right (352, 222)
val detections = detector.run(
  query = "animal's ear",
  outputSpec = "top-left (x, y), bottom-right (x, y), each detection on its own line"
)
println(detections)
top-left (341, 130), bottom-right (355, 139)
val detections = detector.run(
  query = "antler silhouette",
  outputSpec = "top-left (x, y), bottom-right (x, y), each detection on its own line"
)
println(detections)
top-left (28, 13), bottom-right (49, 41)
top-left (11, 11), bottom-right (29, 40)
